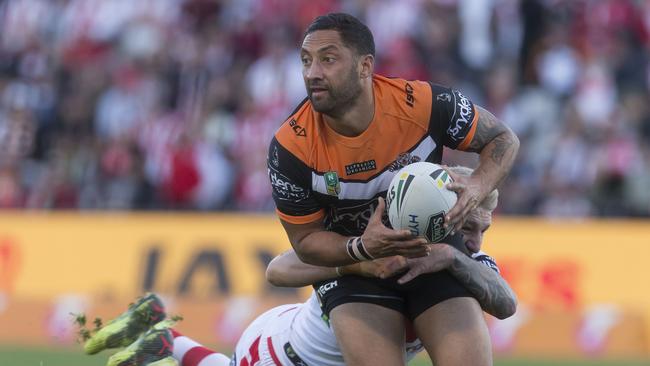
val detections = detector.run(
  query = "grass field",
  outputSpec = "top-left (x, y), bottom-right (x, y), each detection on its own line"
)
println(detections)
top-left (1, 347), bottom-right (649, 366)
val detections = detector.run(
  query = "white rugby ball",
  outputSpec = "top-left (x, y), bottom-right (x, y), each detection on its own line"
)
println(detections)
top-left (386, 162), bottom-right (457, 243)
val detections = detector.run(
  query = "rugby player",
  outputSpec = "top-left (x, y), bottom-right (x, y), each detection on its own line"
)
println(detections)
top-left (267, 12), bottom-right (519, 366)
top-left (84, 168), bottom-right (516, 366)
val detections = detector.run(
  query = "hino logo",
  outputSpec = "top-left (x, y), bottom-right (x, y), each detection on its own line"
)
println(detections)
top-left (269, 169), bottom-right (308, 201)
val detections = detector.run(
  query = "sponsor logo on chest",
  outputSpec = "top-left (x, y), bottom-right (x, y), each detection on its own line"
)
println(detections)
top-left (345, 159), bottom-right (376, 176)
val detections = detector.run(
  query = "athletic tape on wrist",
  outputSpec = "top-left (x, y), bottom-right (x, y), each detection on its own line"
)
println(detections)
top-left (346, 237), bottom-right (362, 261)
top-left (356, 237), bottom-right (374, 260)
top-left (350, 237), bottom-right (373, 261)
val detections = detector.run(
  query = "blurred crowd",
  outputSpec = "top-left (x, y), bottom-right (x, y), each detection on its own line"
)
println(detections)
top-left (0, 0), bottom-right (649, 217)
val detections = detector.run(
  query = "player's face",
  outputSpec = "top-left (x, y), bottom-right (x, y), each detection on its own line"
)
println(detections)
top-left (300, 30), bottom-right (363, 116)
top-left (461, 208), bottom-right (492, 254)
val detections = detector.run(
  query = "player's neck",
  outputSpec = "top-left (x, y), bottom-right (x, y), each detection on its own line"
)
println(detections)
top-left (323, 81), bottom-right (374, 137)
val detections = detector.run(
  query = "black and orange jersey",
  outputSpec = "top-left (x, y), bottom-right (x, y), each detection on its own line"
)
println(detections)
top-left (268, 74), bottom-right (479, 236)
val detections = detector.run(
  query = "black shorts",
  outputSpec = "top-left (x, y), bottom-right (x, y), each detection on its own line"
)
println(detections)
top-left (314, 270), bottom-right (472, 321)
top-left (313, 234), bottom-right (473, 321)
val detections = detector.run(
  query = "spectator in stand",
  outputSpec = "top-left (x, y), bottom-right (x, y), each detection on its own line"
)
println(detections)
top-left (0, 0), bottom-right (648, 217)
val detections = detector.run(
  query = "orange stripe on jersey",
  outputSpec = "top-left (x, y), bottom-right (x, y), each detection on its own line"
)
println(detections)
top-left (275, 75), bottom-right (433, 181)
top-left (276, 208), bottom-right (325, 224)
top-left (457, 106), bottom-right (479, 151)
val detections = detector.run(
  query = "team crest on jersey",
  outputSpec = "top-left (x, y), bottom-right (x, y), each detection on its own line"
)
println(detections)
top-left (388, 152), bottom-right (421, 172)
top-left (437, 93), bottom-right (451, 102)
top-left (324, 171), bottom-right (340, 196)
top-left (271, 146), bottom-right (279, 167)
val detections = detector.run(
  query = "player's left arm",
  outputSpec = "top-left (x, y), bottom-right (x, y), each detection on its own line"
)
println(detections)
top-left (266, 250), bottom-right (407, 287)
top-left (446, 106), bottom-right (520, 232)
top-left (398, 244), bottom-right (517, 319)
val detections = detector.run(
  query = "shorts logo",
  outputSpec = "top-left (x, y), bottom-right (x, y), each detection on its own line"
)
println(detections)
top-left (388, 152), bottom-right (421, 172)
top-left (425, 212), bottom-right (446, 242)
top-left (289, 119), bottom-right (306, 137)
top-left (345, 160), bottom-right (376, 176)
top-left (324, 171), bottom-right (340, 196)
top-left (317, 280), bottom-right (338, 297)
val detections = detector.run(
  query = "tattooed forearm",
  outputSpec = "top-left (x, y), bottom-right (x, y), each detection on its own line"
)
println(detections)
top-left (488, 133), bottom-right (513, 165)
top-left (464, 105), bottom-right (520, 191)
top-left (467, 106), bottom-right (508, 152)
top-left (449, 252), bottom-right (517, 319)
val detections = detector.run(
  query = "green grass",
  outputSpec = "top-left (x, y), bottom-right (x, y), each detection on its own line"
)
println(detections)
top-left (0, 347), bottom-right (648, 366)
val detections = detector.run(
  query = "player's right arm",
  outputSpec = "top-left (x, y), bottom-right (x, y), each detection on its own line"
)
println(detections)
top-left (280, 198), bottom-right (429, 266)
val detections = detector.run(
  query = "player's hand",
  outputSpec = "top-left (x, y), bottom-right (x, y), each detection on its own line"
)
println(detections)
top-left (397, 244), bottom-right (455, 284)
top-left (342, 256), bottom-right (408, 278)
top-left (444, 168), bottom-right (488, 234)
top-left (362, 198), bottom-right (430, 259)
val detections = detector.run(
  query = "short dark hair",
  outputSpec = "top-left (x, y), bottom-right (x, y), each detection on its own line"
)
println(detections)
top-left (304, 13), bottom-right (375, 57)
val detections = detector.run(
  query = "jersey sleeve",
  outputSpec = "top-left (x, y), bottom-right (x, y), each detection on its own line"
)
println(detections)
top-left (427, 83), bottom-right (480, 151)
top-left (268, 137), bottom-right (325, 224)
top-left (471, 251), bottom-right (500, 274)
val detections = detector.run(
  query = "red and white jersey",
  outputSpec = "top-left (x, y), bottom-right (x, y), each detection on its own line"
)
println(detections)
top-left (233, 293), bottom-right (422, 366)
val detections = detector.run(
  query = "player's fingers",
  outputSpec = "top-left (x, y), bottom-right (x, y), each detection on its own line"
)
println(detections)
top-left (445, 181), bottom-right (464, 193)
top-left (445, 196), bottom-right (468, 229)
top-left (368, 197), bottom-right (386, 225)
top-left (395, 237), bottom-right (429, 248)
top-left (379, 257), bottom-right (408, 278)
top-left (398, 245), bottom-right (430, 258)
top-left (397, 268), bottom-right (419, 284)
top-left (384, 229), bottom-right (420, 240)
top-left (445, 167), bottom-right (461, 183)
top-left (452, 195), bottom-right (478, 232)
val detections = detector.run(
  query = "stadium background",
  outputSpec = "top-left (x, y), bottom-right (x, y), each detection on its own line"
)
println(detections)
top-left (0, 0), bottom-right (649, 365)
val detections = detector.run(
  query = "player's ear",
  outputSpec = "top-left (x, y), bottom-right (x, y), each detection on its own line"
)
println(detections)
top-left (358, 54), bottom-right (374, 79)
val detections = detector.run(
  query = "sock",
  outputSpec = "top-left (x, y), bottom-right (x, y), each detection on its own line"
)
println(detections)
top-left (171, 328), bottom-right (231, 366)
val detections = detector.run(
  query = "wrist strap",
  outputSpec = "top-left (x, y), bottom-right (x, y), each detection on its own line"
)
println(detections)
top-left (346, 237), bottom-right (362, 261)
top-left (356, 237), bottom-right (374, 260)
top-left (346, 236), bottom-right (374, 261)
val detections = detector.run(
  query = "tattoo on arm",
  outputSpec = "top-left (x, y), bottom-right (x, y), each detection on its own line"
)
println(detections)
top-left (467, 106), bottom-right (509, 153)
top-left (489, 133), bottom-right (511, 165)
top-left (449, 252), bottom-right (517, 319)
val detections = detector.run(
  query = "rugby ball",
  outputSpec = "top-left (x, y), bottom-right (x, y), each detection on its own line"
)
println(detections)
top-left (386, 162), bottom-right (456, 243)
